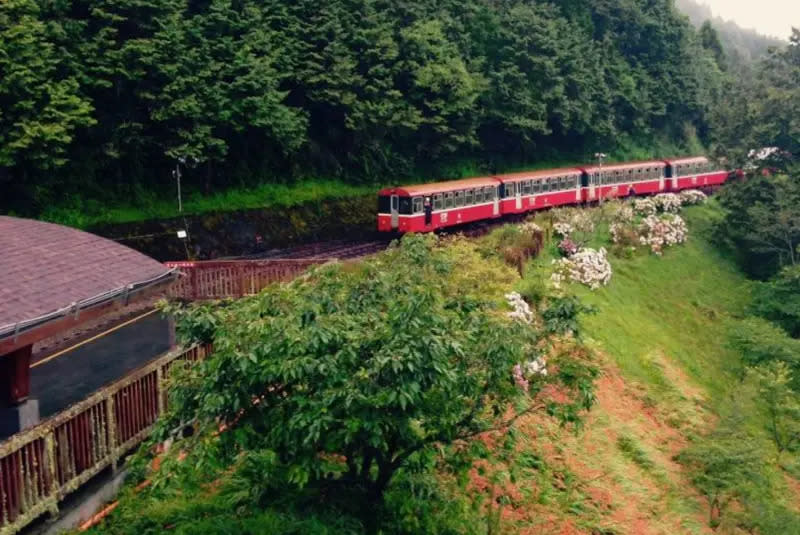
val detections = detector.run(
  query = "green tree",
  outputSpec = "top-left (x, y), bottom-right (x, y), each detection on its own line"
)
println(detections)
top-left (0, 0), bottom-right (94, 187)
top-left (157, 235), bottom-right (596, 529)
top-left (752, 265), bottom-right (800, 338)
top-left (678, 405), bottom-right (764, 527)
top-left (748, 362), bottom-right (800, 453)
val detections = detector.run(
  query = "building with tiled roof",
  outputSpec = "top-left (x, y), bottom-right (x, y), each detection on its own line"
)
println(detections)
top-left (0, 216), bottom-right (176, 434)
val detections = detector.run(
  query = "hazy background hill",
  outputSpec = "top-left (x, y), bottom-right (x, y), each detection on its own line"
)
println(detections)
top-left (675, 0), bottom-right (785, 64)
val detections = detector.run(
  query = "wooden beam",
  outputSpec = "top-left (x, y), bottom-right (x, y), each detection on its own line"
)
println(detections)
top-left (0, 345), bottom-right (31, 406)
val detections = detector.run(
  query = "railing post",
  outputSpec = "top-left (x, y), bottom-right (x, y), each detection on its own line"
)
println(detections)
top-left (44, 433), bottom-right (59, 518)
top-left (106, 395), bottom-right (118, 472)
top-left (156, 365), bottom-right (165, 416)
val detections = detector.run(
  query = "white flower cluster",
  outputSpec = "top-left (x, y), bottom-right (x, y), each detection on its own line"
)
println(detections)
top-left (613, 205), bottom-right (635, 223)
top-left (525, 357), bottom-right (548, 377)
top-left (633, 198), bottom-right (657, 216)
top-left (609, 222), bottom-right (626, 244)
top-left (653, 193), bottom-right (682, 213)
top-left (679, 189), bottom-right (707, 205)
top-left (520, 222), bottom-right (543, 235)
top-left (505, 292), bottom-right (533, 324)
top-left (553, 222), bottom-right (573, 237)
top-left (639, 214), bottom-right (688, 255)
top-left (551, 247), bottom-right (612, 290)
top-left (512, 357), bottom-right (548, 392)
top-left (571, 210), bottom-right (596, 234)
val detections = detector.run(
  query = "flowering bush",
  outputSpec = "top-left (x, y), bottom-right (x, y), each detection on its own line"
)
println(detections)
top-left (558, 238), bottom-right (578, 257)
top-left (520, 221), bottom-right (543, 235)
top-left (512, 357), bottom-right (548, 392)
top-left (505, 291), bottom-right (533, 324)
top-left (570, 210), bottom-right (596, 235)
top-left (653, 193), bottom-right (682, 213)
top-left (551, 247), bottom-right (612, 290)
top-left (639, 214), bottom-right (688, 255)
top-left (679, 189), bottom-right (707, 205)
top-left (613, 204), bottom-right (635, 223)
top-left (553, 222), bottom-right (573, 237)
top-left (633, 198), bottom-right (657, 216)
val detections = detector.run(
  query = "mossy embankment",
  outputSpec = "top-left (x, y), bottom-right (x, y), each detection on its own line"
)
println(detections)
top-left (88, 194), bottom-right (379, 262)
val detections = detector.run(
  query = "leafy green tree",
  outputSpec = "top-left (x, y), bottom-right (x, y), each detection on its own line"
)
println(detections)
top-left (752, 265), bottom-right (800, 337)
top-left (0, 0), bottom-right (94, 184)
top-left (728, 317), bottom-right (800, 385)
top-left (157, 235), bottom-right (596, 529)
top-left (748, 362), bottom-right (800, 453)
top-left (677, 404), bottom-right (764, 528)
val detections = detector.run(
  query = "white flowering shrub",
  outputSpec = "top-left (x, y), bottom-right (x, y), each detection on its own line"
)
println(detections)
top-left (679, 189), bottom-right (707, 205)
top-left (638, 214), bottom-right (688, 255)
top-left (653, 193), bottom-right (682, 213)
top-left (633, 198), bottom-right (657, 216)
top-left (553, 222), bottom-right (573, 237)
top-left (613, 204), bottom-right (635, 223)
top-left (551, 247), bottom-right (612, 290)
top-left (519, 221), bottom-right (543, 235)
top-left (570, 210), bottom-right (596, 235)
top-left (505, 292), bottom-right (533, 324)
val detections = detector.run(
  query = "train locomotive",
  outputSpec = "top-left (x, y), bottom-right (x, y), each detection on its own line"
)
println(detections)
top-left (377, 156), bottom-right (727, 233)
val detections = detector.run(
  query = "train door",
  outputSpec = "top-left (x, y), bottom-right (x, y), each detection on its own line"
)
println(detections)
top-left (424, 196), bottom-right (432, 226)
top-left (390, 194), bottom-right (399, 230)
top-left (589, 172), bottom-right (597, 201)
top-left (492, 186), bottom-right (500, 216)
top-left (515, 183), bottom-right (522, 210)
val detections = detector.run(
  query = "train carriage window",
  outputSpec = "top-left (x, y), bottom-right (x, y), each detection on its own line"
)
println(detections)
top-left (399, 197), bottom-right (412, 214)
top-left (444, 192), bottom-right (454, 209)
top-left (532, 180), bottom-right (540, 194)
top-left (412, 196), bottom-right (423, 214)
top-left (522, 180), bottom-right (531, 195)
top-left (560, 176), bottom-right (568, 189)
top-left (465, 189), bottom-right (473, 205)
top-left (484, 186), bottom-right (495, 200)
top-left (378, 195), bottom-right (391, 213)
top-left (455, 190), bottom-right (465, 207)
top-left (433, 193), bottom-right (443, 210)
top-left (474, 188), bottom-right (483, 204)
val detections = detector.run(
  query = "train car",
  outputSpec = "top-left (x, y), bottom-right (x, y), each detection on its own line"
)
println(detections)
top-left (664, 156), bottom-right (728, 191)
top-left (579, 160), bottom-right (667, 202)
top-left (377, 177), bottom-right (501, 233)
top-left (495, 168), bottom-right (583, 215)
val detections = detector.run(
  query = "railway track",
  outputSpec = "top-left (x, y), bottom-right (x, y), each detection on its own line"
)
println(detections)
top-left (240, 239), bottom-right (393, 261)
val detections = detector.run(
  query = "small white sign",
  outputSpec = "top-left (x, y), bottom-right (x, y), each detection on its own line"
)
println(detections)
top-left (177, 230), bottom-right (188, 239)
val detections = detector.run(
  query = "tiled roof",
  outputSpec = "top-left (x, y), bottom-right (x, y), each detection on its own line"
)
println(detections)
top-left (0, 216), bottom-right (173, 332)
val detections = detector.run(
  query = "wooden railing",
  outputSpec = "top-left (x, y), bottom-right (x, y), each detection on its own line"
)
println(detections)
top-left (0, 344), bottom-right (211, 535)
top-left (165, 259), bottom-right (326, 300)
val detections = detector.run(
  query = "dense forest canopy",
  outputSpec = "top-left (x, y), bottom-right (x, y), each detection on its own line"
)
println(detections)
top-left (0, 0), bottom-right (730, 218)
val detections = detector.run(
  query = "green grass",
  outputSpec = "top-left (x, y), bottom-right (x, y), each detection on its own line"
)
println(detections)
top-left (39, 180), bottom-right (378, 229)
top-left (528, 202), bottom-right (753, 405)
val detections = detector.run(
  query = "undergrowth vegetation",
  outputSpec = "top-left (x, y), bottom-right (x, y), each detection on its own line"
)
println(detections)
top-left (86, 196), bottom-right (800, 534)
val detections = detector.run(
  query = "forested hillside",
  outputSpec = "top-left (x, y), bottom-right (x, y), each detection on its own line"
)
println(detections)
top-left (674, 0), bottom-right (785, 65)
top-left (1, 0), bottom-right (725, 221)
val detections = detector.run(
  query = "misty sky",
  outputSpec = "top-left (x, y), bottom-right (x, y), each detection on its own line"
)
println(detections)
top-left (699, 0), bottom-right (798, 39)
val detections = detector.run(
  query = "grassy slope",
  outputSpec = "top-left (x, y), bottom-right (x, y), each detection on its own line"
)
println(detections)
top-left (504, 203), bottom-right (800, 534)
top-left (84, 202), bottom-right (781, 535)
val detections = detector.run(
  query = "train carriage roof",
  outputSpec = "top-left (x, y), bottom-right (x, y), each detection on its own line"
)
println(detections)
top-left (579, 160), bottom-right (666, 173)
top-left (664, 156), bottom-right (710, 165)
top-left (379, 176), bottom-right (500, 197)
top-left (494, 167), bottom-right (582, 182)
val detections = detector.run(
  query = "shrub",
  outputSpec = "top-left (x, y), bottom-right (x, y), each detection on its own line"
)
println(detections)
top-left (551, 247), bottom-right (612, 290)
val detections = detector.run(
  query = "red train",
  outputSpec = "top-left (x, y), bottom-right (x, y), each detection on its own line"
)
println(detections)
top-left (377, 156), bottom-right (728, 233)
